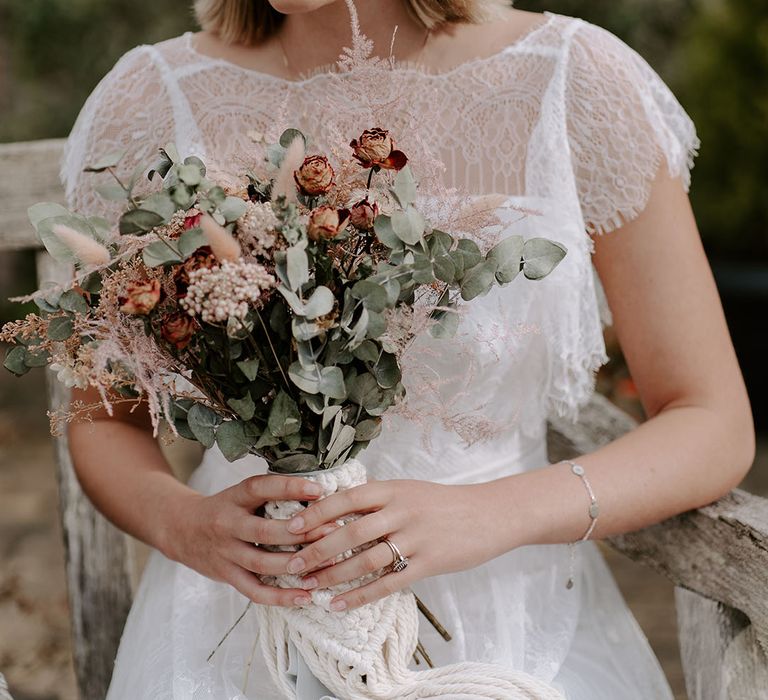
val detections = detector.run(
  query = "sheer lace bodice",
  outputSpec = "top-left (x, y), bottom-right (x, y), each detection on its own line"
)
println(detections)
top-left (60, 11), bottom-right (698, 455)
top-left (66, 12), bottom-right (696, 700)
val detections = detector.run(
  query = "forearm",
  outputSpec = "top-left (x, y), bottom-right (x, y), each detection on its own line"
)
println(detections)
top-left (491, 403), bottom-right (755, 550)
top-left (68, 418), bottom-right (200, 556)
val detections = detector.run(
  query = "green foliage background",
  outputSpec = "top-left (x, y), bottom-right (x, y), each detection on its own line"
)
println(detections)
top-left (0, 0), bottom-right (765, 259)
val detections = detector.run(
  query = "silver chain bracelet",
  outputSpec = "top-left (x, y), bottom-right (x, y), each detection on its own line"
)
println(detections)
top-left (563, 459), bottom-right (600, 589)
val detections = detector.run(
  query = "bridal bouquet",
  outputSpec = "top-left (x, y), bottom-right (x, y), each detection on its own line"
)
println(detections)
top-left (2, 126), bottom-right (567, 699)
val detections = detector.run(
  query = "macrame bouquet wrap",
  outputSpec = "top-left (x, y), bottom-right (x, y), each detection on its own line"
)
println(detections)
top-left (257, 459), bottom-right (565, 700)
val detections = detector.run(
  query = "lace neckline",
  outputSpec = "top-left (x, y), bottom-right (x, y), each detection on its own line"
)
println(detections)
top-left (182, 11), bottom-right (556, 86)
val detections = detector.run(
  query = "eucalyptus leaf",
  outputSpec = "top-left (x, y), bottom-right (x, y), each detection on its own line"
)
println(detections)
top-left (303, 286), bottom-right (334, 319)
top-left (96, 182), bottom-right (128, 201)
top-left (322, 404), bottom-right (342, 429)
top-left (178, 227), bottom-right (207, 258)
top-left (187, 403), bottom-right (219, 448)
top-left (325, 425), bottom-right (356, 466)
top-left (318, 366), bottom-right (346, 399)
top-left (236, 358), bottom-right (260, 381)
top-left (391, 165), bottom-right (417, 208)
top-left (220, 196), bottom-right (247, 223)
top-left (390, 206), bottom-right (425, 245)
top-left (59, 289), bottom-right (88, 314)
top-left (23, 347), bottom-right (49, 367)
top-left (292, 317), bottom-right (323, 341)
top-left (373, 352), bottom-right (400, 389)
top-left (28, 202), bottom-right (70, 230)
top-left (271, 454), bottom-right (318, 474)
top-left (352, 340), bottom-right (379, 363)
top-left (227, 393), bottom-right (256, 421)
top-left (119, 208), bottom-right (165, 235)
top-left (87, 216), bottom-right (112, 243)
top-left (487, 235), bottom-right (524, 284)
top-left (460, 261), bottom-right (497, 301)
top-left (47, 316), bottom-right (74, 341)
top-left (354, 419), bottom-right (382, 442)
top-left (34, 214), bottom-right (93, 263)
top-left (216, 420), bottom-right (259, 461)
top-left (177, 163), bottom-right (202, 187)
top-left (373, 215), bottom-right (403, 249)
top-left (286, 245), bottom-right (309, 291)
top-left (289, 361), bottom-right (321, 394)
top-left (278, 286), bottom-right (306, 315)
top-left (83, 150), bottom-right (124, 172)
top-left (522, 238), bottom-right (568, 280)
top-left (351, 280), bottom-right (389, 313)
top-left (142, 240), bottom-right (181, 267)
top-left (268, 390), bottom-right (301, 437)
top-left (3, 346), bottom-right (29, 376)
top-left (141, 192), bottom-right (177, 221)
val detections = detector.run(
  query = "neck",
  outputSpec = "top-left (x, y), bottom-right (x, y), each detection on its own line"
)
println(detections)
top-left (279, 0), bottom-right (429, 75)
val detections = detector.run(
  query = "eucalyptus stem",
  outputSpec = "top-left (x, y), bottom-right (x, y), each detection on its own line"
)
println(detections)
top-left (207, 601), bottom-right (252, 662)
top-left (254, 310), bottom-right (293, 396)
top-left (106, 166), bottom-right (140, 209)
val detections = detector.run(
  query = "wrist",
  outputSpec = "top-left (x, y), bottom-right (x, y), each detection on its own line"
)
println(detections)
top-left (146, 475), bottom-right (203, 561)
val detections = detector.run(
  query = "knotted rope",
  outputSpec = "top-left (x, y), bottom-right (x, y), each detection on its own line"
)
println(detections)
top-left (259, 460), bottom-right (565, 700)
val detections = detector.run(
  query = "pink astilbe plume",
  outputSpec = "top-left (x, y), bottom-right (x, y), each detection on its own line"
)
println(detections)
top-left (200, 214), bottom-right (242, 262)
top-left (271, 136), bottom-right (305, 203)
top-left (52, 224), bottom-right (111, 266)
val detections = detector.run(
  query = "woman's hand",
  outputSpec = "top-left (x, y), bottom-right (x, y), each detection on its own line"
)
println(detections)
top-left (161, 474), bottom-right (339, 608)
top-left (281, 479), bottom-right (512, 611)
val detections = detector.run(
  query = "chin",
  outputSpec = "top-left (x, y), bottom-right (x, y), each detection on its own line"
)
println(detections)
top-left (268, 0), bottom-right (338, 13)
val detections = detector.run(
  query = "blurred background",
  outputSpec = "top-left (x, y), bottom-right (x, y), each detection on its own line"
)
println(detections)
top-left (0, 1), bottom-right (766, 698)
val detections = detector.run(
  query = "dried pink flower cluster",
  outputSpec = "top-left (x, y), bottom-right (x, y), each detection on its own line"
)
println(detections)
top-left (237, 201), bottom-right (280, 255)
top-left (180, 259), bottom-right (275, 323)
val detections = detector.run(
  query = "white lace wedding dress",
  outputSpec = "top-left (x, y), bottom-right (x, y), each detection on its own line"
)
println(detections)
top-left (60, 11), bottom-right (698, 699)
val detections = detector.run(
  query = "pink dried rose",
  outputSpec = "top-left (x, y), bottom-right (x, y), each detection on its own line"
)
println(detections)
top-left (294, 155), bottom-right (335, 196)
top-left (349, 198), bottom-right (379, 230)
top-left (119, 280), bottom-right (162, 315)
top-left (350, 128), bottom-right (408, 171)
top-left (307, 206), bottom-right (350, 241)
top-left (183, 211), bottom-right (202, 230)
top-left (160, 312), bottom-right (197, 350)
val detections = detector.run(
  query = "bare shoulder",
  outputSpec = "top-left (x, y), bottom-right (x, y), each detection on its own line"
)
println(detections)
top-left (429, 8), bottom-right (550, 65)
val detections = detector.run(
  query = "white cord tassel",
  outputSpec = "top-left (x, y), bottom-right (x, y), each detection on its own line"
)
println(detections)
top-left (0, 672), bottom-right (13, 700)
top-left (258, 460), bottom-right (565, 700)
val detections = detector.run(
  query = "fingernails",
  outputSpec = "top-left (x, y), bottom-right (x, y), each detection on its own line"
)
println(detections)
top-left (330, 599), bottom-right (347, 612)
top-left (287, 557), bottom-right (305, 574)
top-left (301, 576), bottom-right (318, 589)
top-left (287, 516), bottom-right (305, 533)
top-left (293, 595), bottom-right (311, 606)
top-left (304, 482), bottom-right (323, 497)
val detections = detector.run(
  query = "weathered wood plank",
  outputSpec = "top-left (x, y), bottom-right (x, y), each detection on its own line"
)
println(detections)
top-left (676, 587), bottom-right (768, 700)
top-left (0, 139), bottom-right (65, 251)
top-left (37, 253), bottom-right (133, 700)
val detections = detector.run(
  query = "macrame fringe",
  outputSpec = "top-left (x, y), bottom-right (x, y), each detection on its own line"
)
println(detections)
top-left (259, 460), bottom-right (565, 700)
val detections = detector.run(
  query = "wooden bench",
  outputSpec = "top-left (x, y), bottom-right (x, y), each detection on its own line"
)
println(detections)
top-left (2, 139), bottom-right (767, 700)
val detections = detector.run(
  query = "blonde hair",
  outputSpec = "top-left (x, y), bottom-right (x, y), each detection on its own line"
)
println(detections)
top-left (194, 0), bottom-right (510, 46)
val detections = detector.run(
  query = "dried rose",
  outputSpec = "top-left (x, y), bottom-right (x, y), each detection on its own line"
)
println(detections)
top-left (307, 206), bottom-right (350, 241)
top-left (350, 128), bottom-right (408, 170)
top-left (160, 312), bottom-right (197, 350)
top-left (174, 246), bottom-right (217, 296)
top-left (349, 198), bottom-right (379, 230)
top-left (118, 280), bottom-right (162, 315)
top-left (183, 211), bottom-right (202, 230)
top-left (294, 155), bottom-right (335, 196)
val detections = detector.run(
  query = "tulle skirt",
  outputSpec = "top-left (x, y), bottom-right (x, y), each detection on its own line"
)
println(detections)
top-left (105, 442), bottom-right (674, 700)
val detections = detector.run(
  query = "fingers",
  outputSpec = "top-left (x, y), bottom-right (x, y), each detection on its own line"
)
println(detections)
top-left (300, 541), bottom-right (395, 590)
top-left (232, 474), bottom-right (324, 509)
top-left (286, 483), bottom-right (389, 535)
top-left (225, 564), bottom-right (312, 608)
top-left (228, 541), bottom-right (296, 577)
top-left (329, 568), bottom-right (414, 611)
top-left (286, 511), bottom-right (391, 575)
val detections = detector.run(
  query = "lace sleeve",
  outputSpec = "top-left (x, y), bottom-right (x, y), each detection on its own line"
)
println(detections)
top-left (59, 45), bottom-right (174, 218)
top-left (565, 22), bottom-right (700, 235)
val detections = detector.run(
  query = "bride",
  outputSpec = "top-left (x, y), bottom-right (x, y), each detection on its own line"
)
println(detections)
top-left (61, 1), bottom-right (755, 698)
